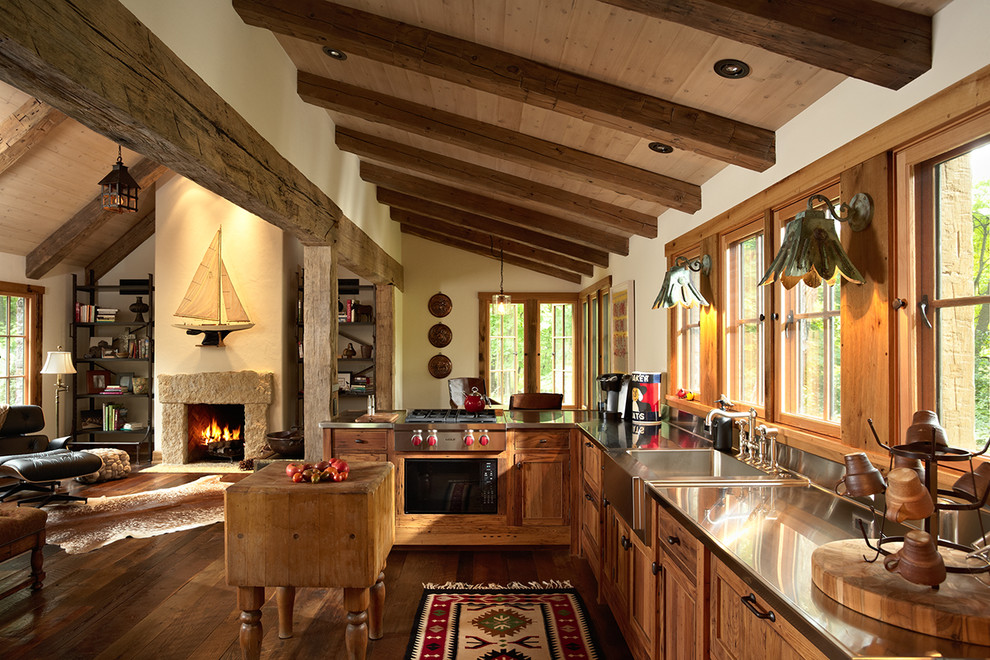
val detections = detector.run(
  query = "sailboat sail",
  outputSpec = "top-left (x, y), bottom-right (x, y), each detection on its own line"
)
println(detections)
top-left (173, 228), bottom-right (252, 329)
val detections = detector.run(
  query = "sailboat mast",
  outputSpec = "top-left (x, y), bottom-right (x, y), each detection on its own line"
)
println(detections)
top-left (217, 227), bottom-right (224, 325)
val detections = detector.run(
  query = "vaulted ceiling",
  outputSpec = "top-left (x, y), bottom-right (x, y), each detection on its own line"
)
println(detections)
top-left (0, 0), bottom-right (949, 283)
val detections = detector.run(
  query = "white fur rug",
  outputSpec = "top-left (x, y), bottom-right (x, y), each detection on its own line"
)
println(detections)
top-left (45, 475), bottom-right (231, 554)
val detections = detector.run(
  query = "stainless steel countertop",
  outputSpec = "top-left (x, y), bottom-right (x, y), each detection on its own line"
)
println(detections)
top-left (578, 418), bottom-right (990, 659)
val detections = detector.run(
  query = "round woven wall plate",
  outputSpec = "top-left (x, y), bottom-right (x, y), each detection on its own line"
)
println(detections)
top-left (428, 292), bottom-right (452, 317)
top-left (428, 354), bottom-right (452, 379)
top-left (428, 323), bottom-right (452, 348)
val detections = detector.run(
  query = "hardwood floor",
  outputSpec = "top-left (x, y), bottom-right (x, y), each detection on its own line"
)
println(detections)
top-left (0, 471), bottom-right (632, 659)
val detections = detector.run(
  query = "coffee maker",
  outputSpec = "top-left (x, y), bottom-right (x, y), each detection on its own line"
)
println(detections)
top-left (597, 373), bottom-right (632, 418)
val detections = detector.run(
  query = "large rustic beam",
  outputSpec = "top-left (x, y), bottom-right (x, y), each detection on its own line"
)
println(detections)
top-left (401, 224), bottom-right (582, 284)
top-left (336, 129), bottom-right (658, 237)
top-left (298, 72), bottom-right (701, 212)
top-left (0, 0), bottom-right (341, 245)
top-left (26, 158), bottom-right (168, 279)
top-left (377, 188), bottom-right (610, 268)
top-left (234, 0), bottom-right (775, 171)
top-left (362, 163), bottom-right (628, 256)
top-left (391, 209), bottom-right (594, 277)
top-left (0, 98), bottom-right (66, 176)
top-left (597, 0), bottom-right (931, 90)
top-left (333, 214), bottom-right (404, 290)
top-left (84, 205), bottom-right (156, 282)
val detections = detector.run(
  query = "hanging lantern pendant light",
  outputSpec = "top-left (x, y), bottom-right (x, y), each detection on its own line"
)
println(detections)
top-left (99, 145), bottom-right (140, 213)
top-left (490, 236), bottom-right (511, 314)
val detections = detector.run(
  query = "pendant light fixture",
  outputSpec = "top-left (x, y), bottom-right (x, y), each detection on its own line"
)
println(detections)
top-left (491, 236), bottom-right (511, 314)
top-left (653, 255), bottom-right (712, 309)
top-left (99, 145), bottom-right (140, 213)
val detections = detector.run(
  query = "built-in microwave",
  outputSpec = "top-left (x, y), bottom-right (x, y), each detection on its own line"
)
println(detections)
top-left (403, 457), bottom-right (498, 514)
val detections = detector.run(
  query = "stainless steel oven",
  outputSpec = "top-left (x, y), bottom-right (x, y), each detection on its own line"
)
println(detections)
top-left (403, 457), bottom-right (498, 514)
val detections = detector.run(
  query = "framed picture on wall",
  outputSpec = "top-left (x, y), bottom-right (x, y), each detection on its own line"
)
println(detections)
top-left (609, 281), bottom-right (635, 374)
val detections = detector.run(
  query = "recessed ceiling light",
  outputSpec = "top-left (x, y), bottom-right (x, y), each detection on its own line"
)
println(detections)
top-left (714, 59), bottom-right (750, 79)
top-left (322, 46), bottom-right (347, 61)
top-left (649, 142), bottom-right (674, 154)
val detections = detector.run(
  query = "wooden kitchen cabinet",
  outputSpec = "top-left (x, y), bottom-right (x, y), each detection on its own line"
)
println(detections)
top-left (710, 556), bottom-right (827, 660)
top-left (580, 484), bottom-right (602, 577)
top-left (655, 503), bottom-right (709, 660)
top-left (602, 505), bottom-right (632, 622)
top-left (511, 449), bottom-right (570, 526)
top-left (581, 438), bottom-right (602, 493)
top-left (323, 428), bottom-right (390, 464)
top-left (628, 530), bottom-right (656, 659)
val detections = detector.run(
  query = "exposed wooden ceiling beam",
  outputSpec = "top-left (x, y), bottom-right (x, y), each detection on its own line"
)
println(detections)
top-left (26, 158), bottom-right (168, 279)
top-left (0, 0), bottom-right (337, 243)
top-left (298, 72), bottom-right (702, 213)
top-left (401, 224), bottom-right (582, 284)
top-left (597, 0), bottom-right (931, 90)
top-left (390, 209), bottom-right (594, 277)
top-left (361, 163), bottom-right (628, 256)
top-left (85, 204), bottom-right (156, 282)
top-left (377, 189), bottom-right (609, 268)
top-left (235, 0), bottom-right (775, 171)
top-left (335, 213), bottom-right (404, 289)
top-left (0, 98), bottom-right (66, 176)
top-left (336, 129), bottom-right (658, 238)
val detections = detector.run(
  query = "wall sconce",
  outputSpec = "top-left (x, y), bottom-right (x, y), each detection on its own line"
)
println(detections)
top-left (652, 255), bottom-right (712, 309)
top-left (99, 145), bottom-right (140, 213)
top-left (759, 193), bottom-right (874, 289)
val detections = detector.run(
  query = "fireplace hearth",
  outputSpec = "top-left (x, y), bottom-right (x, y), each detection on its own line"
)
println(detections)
top-left (187, 404), bottom-right (245, 462)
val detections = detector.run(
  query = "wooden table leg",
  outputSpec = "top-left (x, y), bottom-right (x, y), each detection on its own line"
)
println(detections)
top-left (237, 586), bottom-right (265, 660)
top-left (276, 586), bottom-right (296, 639)
top-left (344, 586), bottom-right (370, 660)
top-left (369, 567), bottom-right (385, 640)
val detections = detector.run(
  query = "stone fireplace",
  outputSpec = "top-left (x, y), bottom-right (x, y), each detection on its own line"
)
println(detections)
top-left (158, 370), bottom-right (273, 464)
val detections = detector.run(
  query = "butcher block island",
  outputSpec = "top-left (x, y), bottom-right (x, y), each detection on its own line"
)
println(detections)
top-left (225, 461), bottom-right (394, 660)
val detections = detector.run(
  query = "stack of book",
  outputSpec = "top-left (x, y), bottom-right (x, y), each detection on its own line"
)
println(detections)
top-left (102, 403), bottom-right (127, 431)
top-left (75, 303), bottom-right (97, 322)
top-left (350, 374), bottom-right (371, 394)
top-left (101, 385), bottom-right (126, 395)
top-left (96, 307), bottom-right (118, 323)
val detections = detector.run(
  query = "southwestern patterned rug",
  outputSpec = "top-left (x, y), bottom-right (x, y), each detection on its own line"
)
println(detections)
top-left (404, 582), bottom-right (602, 660)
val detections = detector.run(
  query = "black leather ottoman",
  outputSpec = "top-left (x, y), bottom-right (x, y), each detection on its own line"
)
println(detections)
top-left (0, 449), bottom-right (104, 507)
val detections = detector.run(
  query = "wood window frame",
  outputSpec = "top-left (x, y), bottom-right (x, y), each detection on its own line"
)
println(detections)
top-left (578, 277), bottom-right (611, 410)
top-left (479, 291), bottom-right (579, 407)
top-left (0, 280), bottom-right (44, 406)
top-left (719, 219), bottom-right (768, 419)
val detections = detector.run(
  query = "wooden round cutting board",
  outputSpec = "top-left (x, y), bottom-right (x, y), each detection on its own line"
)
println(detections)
top-left (812, 538), bottom-right (990, 645)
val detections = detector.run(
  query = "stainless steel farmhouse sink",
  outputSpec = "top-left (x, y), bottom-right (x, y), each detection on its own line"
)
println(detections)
top-left (627, 449), bottom-right (809, 487)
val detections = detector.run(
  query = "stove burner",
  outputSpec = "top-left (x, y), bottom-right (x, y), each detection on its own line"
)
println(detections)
top-left (405, 409), bottom-right (498, 424)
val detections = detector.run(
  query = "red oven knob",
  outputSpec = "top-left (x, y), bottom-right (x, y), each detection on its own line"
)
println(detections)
top-left (427, 432), bottom-right (438, 447)
top-left (464, 432), bottom-right (475, 446)
top-left (479, 432), bottom-right (490, 446)
top-left (411, 431), bottom-right (423, 447)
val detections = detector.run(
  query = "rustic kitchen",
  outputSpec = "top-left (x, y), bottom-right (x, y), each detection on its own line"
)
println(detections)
top-left (1, 0), bottom-right (990, 658)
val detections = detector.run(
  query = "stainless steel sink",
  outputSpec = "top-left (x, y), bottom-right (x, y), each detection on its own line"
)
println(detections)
top-left (627, 448), bottom-right (808, 487)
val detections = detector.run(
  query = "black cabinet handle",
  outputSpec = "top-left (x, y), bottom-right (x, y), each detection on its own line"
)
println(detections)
top-left (620, 534), bottom-right (628, 550)
top-left (516, 462), bottom-right (522, 469)
top-left (891, 298), bottom-right (907, 310)
top-left (651, 561), bottom-right (660, 576)
top-left (354, 438), bottom-right (365, 444)
top-left (741, 593), bottom-right (776, 622)
top-left (585, 493), bottom-right (595, 502)
top-left (585, 441), bottom-right (592, 447)
top-left (539, 438), bottom-right (548, 443)
top-left (603, 497), bottom-right (610, 507)
top-left (666, 535), bottom-right (680, 546)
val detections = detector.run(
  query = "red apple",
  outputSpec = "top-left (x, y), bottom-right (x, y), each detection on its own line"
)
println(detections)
top-left (285, 463), bottom-right (303, 477)
top-left (337, 461), bottom-right (350, 473)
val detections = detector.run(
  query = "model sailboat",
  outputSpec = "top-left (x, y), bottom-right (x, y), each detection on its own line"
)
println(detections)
top-left (173, 228), bottom-right (254, 346)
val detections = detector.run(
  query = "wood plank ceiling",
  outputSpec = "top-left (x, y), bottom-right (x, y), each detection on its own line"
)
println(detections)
top-left (0, 0), bottom-right (949, 283)
top-left (233, 0), bottom-right (944, 281)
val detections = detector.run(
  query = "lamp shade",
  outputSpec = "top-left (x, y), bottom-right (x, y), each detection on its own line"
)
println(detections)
top-left (41, 350), bottom-right (76, 376)
top-left (652, 255), bottom-right (711, 309)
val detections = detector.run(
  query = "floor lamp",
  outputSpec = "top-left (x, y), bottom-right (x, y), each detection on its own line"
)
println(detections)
top-left (41, 347), bottom-right (76, 437)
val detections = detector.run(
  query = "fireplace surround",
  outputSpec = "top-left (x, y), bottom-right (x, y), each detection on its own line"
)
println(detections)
top-left (158, 370), bottom-right (273, 464)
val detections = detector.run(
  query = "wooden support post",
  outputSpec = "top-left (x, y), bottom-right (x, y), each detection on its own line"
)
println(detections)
top-left (304, 245), bottom-right (337, 462)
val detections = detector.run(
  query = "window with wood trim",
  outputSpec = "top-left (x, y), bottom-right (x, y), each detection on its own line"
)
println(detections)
top-left (773, 185), bottom-right (843, 435)
top-left (915, 137), bottom-right (990, 452)
top-left (722, 222), bottom-right (766, 413)
top-left (673, 254), bottom-right (703, 394)
top-left (481, 293), bottom-right (578, 407)
top-left (0, 282), bottom-right (43, 406)
top-left (578, 277), bottom-right (611, 410)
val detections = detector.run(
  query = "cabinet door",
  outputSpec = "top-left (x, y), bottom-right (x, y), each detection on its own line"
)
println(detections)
top-left (603, 506), bottom-right (632, 616)
top-left (581, 438), bottom-right (602, 493)
top-left (628, 533), bottom-right (657, 659)
top-left (710, 558), bottom-right (826, 660)
top-left (580, 485), bottom-right (601, 577)
top-left (661, 558), bottom-right (699, 660)
top-left (513, 450), bottom-right (570, 526)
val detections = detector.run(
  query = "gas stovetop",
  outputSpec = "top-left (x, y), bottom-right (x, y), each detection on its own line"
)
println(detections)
top-left (403, 409), bottom-right (499, 425)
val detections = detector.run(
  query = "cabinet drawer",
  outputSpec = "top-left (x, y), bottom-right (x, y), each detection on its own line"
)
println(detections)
top-left (336, 451), bottom-right (388, 464)
top-left (513, 429), bottom-right (570, 449)
top-left (582, 438), bottom-right (602, 492)
top-left (333, 429), bottom-right (388, 452)
top-left (656, 504), bottom-right (701, 583)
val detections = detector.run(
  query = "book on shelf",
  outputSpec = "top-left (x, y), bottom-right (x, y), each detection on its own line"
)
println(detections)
top-left (102, 403), bottom-right (127, 431)
top-left (101, 385), bottom-right (126, 395)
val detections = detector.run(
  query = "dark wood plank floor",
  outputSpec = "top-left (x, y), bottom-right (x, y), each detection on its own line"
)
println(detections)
top-left (0, 471), bottom-right (632, 659)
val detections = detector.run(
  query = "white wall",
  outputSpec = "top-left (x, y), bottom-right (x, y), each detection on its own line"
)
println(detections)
top-left (595, 0), bottom-right (990, 377)
top-left (153, 175), bottom-right (291, 445)
top-left (399, 235), bottom-right (577, 409)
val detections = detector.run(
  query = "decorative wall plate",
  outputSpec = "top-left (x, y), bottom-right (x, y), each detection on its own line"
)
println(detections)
top-left (428, 292), bottom-right (452, 317)
top-left (428, 323), bottom-right (452, 348)
top-left (428, 354), bottom-right (452, 379)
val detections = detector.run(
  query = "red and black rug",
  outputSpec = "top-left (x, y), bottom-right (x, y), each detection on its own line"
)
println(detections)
top-left (404, 582), bottom-right (602, 660)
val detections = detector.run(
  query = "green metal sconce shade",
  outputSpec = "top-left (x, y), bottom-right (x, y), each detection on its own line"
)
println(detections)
top-left (653, 255), bottom-right (711, 309)
top-left (759, 193), bottom-right (874, 289)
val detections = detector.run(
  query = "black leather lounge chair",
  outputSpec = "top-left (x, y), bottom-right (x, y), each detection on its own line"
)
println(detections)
top-left (0, 405), bottom-right (103, 507)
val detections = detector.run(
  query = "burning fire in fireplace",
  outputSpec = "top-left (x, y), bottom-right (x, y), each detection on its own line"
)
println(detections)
top-left (187, 404), bottom-right (245, 461)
